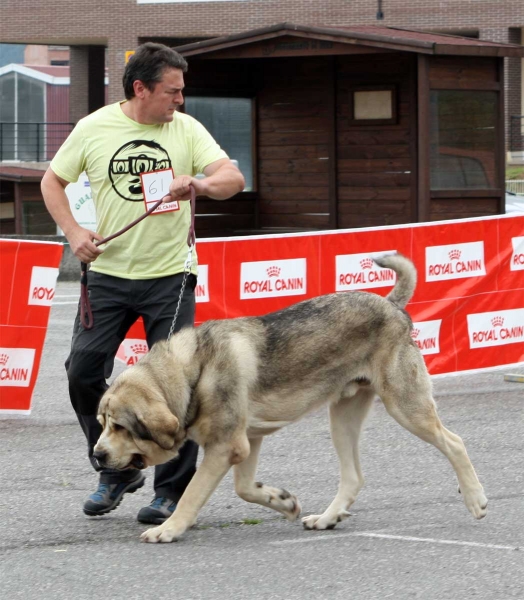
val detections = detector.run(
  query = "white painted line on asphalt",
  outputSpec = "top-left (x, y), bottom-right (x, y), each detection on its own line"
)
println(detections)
top-left (270, 532), bottom-right (519, 551)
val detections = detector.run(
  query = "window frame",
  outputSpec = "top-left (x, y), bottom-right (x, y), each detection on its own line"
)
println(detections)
top-left (347, 84), bottom-right (398, 126)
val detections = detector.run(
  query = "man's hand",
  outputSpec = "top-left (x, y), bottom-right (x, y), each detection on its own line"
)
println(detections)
top-left (67, 224), bottom-right (105, 263)
top-left (162, 175), bottom-right (201, 204)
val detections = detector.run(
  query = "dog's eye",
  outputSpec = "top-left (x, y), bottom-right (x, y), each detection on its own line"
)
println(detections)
top-left (113, 424), bottom-right (124, 432)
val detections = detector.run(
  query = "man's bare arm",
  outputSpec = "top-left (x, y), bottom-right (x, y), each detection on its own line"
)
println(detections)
top-left (162, 158), bottom-right (245, 203)
top-left (41, 168), bottom-right (104, 263)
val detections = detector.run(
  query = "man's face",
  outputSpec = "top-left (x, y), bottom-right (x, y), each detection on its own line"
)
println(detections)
top-left (142, 68), bottom-right (185, 124)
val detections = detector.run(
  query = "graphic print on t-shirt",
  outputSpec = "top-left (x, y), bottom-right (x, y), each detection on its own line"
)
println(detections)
top-left (108, 140), bottom-right (172, 202)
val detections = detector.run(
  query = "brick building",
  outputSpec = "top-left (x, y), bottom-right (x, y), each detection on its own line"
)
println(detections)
top-left (0, 0), bottom-right (522, 133)
top-left (1, 1), bottom-right (523, 236)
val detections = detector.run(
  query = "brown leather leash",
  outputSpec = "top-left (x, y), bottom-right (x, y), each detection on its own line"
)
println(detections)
top-left (80, 185), bottom-right (197, 330)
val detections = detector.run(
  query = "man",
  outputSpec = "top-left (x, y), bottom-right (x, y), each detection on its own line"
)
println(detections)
top-left (41, 42), bottom-right (245, 524)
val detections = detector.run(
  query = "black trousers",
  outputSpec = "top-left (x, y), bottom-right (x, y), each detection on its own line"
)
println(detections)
top-left (65, 270), bottom-right (199, 502)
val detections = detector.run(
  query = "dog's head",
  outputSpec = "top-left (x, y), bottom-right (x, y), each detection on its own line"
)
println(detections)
top-left (93, 372), bottom-right (181, 471)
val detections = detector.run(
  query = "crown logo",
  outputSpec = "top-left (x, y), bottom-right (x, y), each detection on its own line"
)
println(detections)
top-left (491, 316), bottom-right (504, 327)
top-left (448, 249), bottom-right (461, 260)
top-left (266, 266), bottom-right (281, 278)
top-left (0, 353), bottom-right (8, 366)
top-left (130, 343), bottom-right (148, 355)
top-left (410, 329), bottom-right (420, 339)
top-left (360, 258), bottom-right (374, 269)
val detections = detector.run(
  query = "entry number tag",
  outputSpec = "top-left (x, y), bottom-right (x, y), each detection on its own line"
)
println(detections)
top-left (140, 168), bottom-right (179, 215)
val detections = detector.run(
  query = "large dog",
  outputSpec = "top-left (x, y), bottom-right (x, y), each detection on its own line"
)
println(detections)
top-left (94, 254), bottom-right (487, 543)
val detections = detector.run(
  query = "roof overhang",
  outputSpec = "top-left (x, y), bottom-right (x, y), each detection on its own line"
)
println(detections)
top-left (174, 23), bottom-right (524, 59)
top-left (0, 166), bottom-right (46, 182)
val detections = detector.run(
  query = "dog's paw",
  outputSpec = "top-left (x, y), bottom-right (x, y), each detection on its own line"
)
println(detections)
top-left (272, 488), bottom-right (301, 521)
top-left (463, 488), bottom-right (488, 520)
top-left (302, 509), bottom-right (351, 531)
top-left (140, 524), bottom-right (182, 543)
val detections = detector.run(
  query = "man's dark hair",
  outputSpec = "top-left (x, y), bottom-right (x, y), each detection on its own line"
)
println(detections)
top-left (123, 42), bottom-right (188, 100)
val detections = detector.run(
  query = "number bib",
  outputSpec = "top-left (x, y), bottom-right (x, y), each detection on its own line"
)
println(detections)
top-left (140, 168), bottom-right (180, 214)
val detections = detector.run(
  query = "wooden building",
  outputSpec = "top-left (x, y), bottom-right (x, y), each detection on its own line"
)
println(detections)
top-left (171, 24), bottom-right (524, 236)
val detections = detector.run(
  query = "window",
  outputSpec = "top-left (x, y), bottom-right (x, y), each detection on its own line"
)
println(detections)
top-left (349, 85), bottom-right (397, 125)
top-left (430, 91), bottom-right (497, 190)
top-left (185, 97), bottom-right (253, 191)
top-left (22, 201), bottom-right (56, 234)
top-left (0, 71), bottom-right (45, 161)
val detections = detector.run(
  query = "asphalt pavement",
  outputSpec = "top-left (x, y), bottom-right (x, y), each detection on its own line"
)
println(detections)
top-left (0, 281), bottom-right (523, 600)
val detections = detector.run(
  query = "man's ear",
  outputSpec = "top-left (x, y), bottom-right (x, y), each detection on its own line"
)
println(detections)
top-left (133, 79), bottom-right (148, 99)
top-left (124, 402), bottom-right (179, 450)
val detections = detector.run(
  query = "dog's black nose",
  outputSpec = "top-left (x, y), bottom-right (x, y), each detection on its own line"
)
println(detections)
top-left (93, 450), bottom-right (107, 465)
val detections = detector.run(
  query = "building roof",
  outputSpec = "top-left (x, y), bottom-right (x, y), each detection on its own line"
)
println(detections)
top-left (24, 65), bottom-right (70, 77)
top-left (0, 166), bottom-right (46, 182)
top-left (0, 63), bottom-right (69, 85)
top-left (175, 23), bottom-right (524, 58)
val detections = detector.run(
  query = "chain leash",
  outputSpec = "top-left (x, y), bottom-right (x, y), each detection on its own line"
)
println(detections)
top-left (167, 244), bottom-right (194, 341)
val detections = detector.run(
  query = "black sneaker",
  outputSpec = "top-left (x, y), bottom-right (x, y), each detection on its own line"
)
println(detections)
top-left (83, 472), bottom-right (146, 516)
top-left (137, 497), bottom-right (177, 524)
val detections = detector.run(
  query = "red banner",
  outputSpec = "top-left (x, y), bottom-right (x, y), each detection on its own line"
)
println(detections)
top-left (121, 214), bottom-right (524, 376)
top-left (0, 239), bottom-right (63, 414)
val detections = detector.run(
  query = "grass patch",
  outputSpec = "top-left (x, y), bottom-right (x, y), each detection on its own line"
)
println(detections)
top-left (507, 166), bottom-right (524, 180)
top-left (242, 518), bottom-right (263, 525)
top-left (219, 523), bottom-right (230, 528)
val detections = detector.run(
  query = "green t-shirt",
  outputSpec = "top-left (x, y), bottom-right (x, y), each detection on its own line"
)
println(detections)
top-left (51, 102), bottom-right (228, 279)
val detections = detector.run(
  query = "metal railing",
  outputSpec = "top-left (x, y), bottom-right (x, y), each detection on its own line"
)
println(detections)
top-left (0, 122), bottom-right (74, 162)
top-left (506, 179), bottom-right (524, 195)
top-left (509, 115), bottom-right (523, 154)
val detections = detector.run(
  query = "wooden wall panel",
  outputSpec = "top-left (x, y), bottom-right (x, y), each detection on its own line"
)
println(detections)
top-left (257, 56), bottom-right (332, 231)
top-left (429, 198), bottom-right (500, 221)
top-left (195, 196), bottom-right (256, 237)
top-left (429, 57), bottom-right (499, 84)
top-left (336, 54), bottom-right (416, 229)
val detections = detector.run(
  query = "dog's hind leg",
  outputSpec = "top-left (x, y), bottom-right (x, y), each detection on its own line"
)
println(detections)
top-left (380, 355), bottom-right (487, 520)
top-left (234, 436), bottom-right (301, 520)
top-left (302, 388), bottom-right (375, 530)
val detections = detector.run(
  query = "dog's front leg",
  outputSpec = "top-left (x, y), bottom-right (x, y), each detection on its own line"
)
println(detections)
top-left (140, 445), bottom-right (232, 543)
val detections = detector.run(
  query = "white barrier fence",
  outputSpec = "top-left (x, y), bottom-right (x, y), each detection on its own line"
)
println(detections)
top-left (506, 180), bottom-right (524, 195)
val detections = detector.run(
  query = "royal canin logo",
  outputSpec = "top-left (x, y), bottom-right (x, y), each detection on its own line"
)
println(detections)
top-left (467, 308), bottom-right (524, 348)
top-left (336, 251), bottom-right (397, 292)
top-left (359, 258), bottom-right (374, 270)
top-left (0, 348), bottom-right (36, 387)
top-left (130, 343), bottom-right (148, 355)
top-left (28, 266), bottom-right (59, 307)
top-left (511, 237), bottom-right (524, 271)
top-left (425, 242), bottom-right (485, 282)
top-left (195, 265), bottom-right (209, 303)
top-left (410, 320), bottom-right (441, 355)
top-left (240, 259), bottom-right (307, 299)
top-left (116, 338), bottom-right (150, 367)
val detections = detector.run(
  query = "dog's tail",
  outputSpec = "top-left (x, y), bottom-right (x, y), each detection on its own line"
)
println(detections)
top-left (373, 253), bottom-right (417, 309)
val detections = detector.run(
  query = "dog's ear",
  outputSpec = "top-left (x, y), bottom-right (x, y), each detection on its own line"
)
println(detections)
top-left (97, 395), bottom-right (109, 427)
top-left (123, 402), bottom-right (179, 450)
